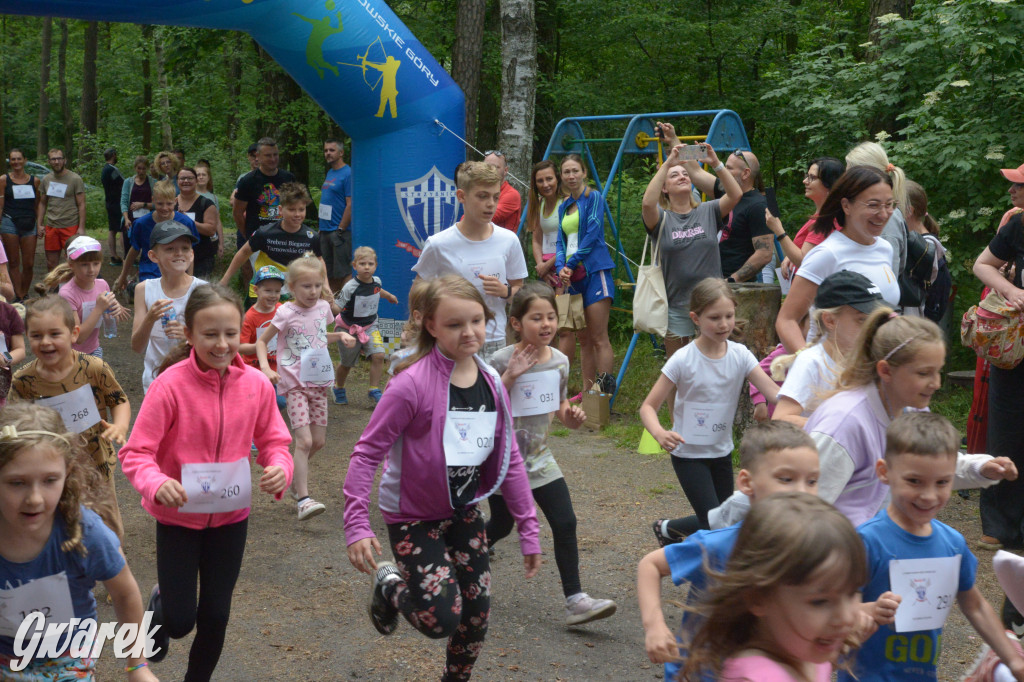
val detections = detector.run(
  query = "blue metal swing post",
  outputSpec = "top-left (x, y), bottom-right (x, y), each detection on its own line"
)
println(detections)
top-left (531, 110), bottom-right (752, 410)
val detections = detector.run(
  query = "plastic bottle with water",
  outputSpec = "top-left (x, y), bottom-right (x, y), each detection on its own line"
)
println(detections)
top-left (102, 308), bottom-right (118, 338)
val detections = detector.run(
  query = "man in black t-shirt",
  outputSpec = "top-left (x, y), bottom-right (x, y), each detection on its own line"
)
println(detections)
top-left (233, 137), bottom-right (297, 285)
top-left (100, 148), bottom-right (126, 263)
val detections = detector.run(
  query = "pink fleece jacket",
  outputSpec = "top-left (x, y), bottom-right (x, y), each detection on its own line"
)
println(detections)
top-left (119, 349), bottom-right (293, 530)
top-left (343, 345), bottom-right (541, 556)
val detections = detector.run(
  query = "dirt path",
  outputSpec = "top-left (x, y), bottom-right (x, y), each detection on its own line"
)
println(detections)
top-left (73, 258), bottom-right (1003, 681)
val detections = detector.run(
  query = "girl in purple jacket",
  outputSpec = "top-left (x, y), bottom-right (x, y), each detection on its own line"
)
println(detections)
top-left (344, 274), bottom-right (540, 682)
top-left (120, 284), bottom-right (293, 681)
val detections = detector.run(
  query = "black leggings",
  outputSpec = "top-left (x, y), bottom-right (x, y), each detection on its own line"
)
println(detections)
top-left (156, 519), bottom-right (248, 682)
top-left (665, 455), bottom-right (733, 539)
top-left (486, 477), bottom-right (581, 597)
top-left (982, 362), bottom-right (1024, 546)
top-left (386, 507), bottom-right (490, 682)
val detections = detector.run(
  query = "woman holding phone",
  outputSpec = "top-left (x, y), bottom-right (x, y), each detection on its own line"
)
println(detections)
top-left (640, 142), bottom-right (741, 352)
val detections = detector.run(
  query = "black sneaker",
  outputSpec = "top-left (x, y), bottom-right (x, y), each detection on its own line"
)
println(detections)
top-left (1003, 596), bottom-right (1024, 638)
top-left (595, 372), bottom-right (616, 395)
top-left (147, 584), bottom-right (169, 663)
top-left (369, 562), bottom-right (402, 635)
top-left (652, 519), bottom-right (671, 548)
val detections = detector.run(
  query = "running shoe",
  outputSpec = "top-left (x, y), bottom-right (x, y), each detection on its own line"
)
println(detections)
top-left (652, 519), bottom-right (672, 548)
top-left (147, 584), bottom-right (169, 663)
top-left (565, 593), bottom-right (617, 626)
top-left (297, 497), bottom-right (326, 520)
top-left (369, 561), bottom-right (403, 635)
top-left (368, 388), bottom-right (383, 405)
top-left (332, 387), bottom-right (348, 405)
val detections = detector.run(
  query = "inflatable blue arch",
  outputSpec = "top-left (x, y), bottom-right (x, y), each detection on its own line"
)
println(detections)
top-left (0, 0), bottom-right (465, 336)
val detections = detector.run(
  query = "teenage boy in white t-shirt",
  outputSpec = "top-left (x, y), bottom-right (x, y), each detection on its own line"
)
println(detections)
top-left (413, 161), bottom-right (528, 357)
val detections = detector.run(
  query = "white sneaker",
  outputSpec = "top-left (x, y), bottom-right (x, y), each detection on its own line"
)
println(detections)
top-left (297, 497), bottom-right (326, 520)
top-left (565, 593), bottom-right (617, 626)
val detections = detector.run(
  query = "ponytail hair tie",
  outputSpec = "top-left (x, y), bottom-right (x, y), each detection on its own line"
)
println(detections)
top-left (888, 312), bottom-right (899, 320)
top-left (886, 163), bottom-right (895, 173)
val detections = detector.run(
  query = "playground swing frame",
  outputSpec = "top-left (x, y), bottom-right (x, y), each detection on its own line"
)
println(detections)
top-left (530, 110), bottom-right (753, 409)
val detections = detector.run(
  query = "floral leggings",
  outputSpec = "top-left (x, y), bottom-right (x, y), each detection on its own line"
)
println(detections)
top-left (386, 506), bottom-right (490, 682)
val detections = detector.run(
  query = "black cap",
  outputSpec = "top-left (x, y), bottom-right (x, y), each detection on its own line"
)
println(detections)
top-left (815, 270), bottom-right (884, 313)
top-left (150, 220), bottom-right (198, 246)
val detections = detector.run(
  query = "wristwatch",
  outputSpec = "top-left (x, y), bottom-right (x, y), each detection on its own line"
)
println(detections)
top-left (505, 283), bottom-right (513, 299)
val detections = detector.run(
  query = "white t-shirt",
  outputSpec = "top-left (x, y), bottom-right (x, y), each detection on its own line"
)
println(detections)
top-left (777, 342), bottom-right (839, 416)
top-left (413, 223), bottom-right (529, 343)
top-left (662, 340), bottom-right (758, 459)
top-left (796, 230), bottom-right (900, 306)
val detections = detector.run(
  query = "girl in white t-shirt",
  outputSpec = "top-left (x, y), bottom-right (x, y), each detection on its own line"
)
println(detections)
top-left (640, 278), bottom-right (780, 540)
top-left (776, 166), bottom-right (900, 353)
top-left (772, 270), bottom-right (884, 427)
top-left (257, 253), bottom-right (355, 520)
top-left (682, 493), bottom-right (865, 682)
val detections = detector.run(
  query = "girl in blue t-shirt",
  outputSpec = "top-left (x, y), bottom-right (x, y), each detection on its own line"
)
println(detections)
top-left (0, 403), bottom-right (156, 681)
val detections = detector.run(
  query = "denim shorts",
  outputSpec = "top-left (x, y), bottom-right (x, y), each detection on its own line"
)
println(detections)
top-left (1, 214), bottom-right (35, 237)
top-left (667, 306), bottom-right (696, 340)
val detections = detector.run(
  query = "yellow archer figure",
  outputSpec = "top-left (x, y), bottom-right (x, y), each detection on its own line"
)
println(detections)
top-left (339, 39), bottom-right (401, 118)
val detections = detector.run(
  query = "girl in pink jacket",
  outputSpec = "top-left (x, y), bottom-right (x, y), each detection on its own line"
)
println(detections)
top-left (344, 274), bottom-right (540, 682)
top-left (119, 284), bottom-right (293, 681)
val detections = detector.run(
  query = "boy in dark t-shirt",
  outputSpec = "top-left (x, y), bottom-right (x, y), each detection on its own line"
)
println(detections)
top-left (330, 246), bottom-right (398, 406)
top-left (219, 182), bottom-right (331, 299)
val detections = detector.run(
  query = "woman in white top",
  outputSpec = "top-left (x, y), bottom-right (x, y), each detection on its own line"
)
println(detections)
top-left (775, 166), bottom-right (900, 352)
top-left (526, 160), bottom-right (565, 289)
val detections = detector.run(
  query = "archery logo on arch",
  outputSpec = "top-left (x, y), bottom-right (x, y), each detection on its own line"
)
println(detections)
top-left (339, 36), bottom-right (401, 118)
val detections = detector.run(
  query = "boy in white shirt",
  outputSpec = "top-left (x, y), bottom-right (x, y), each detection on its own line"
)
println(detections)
top-left (413, 161), bottom-right (527, 358)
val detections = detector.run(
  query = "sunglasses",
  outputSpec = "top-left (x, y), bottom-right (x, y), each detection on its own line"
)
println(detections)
top-left (732, 150), bottom-right (750, 169)
top-left (484, 150), bottom-right (504, 158)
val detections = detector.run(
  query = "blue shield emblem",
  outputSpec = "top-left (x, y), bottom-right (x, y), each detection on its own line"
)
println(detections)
top-left (456, 422), bottom-right (469, 441)
top-left (696, 412), bottom-right (707, 428)
top-left (520, 382), bottom-right (534, 399)
top-left (198, 475), bottom-right (215, 494)
top-left (395, 166), bottom-right (458, 248)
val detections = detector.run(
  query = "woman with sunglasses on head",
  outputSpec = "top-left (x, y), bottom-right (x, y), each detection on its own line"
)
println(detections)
top-left (775, 166), bottom-right (901, 353)
top-left (525, 160), bottom-right (566, 288)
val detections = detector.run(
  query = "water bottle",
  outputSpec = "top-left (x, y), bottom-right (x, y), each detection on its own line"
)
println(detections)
top-left (160, 308), bottom-right (177, 329)
top-left (102, 309), bottom-right (118, 338)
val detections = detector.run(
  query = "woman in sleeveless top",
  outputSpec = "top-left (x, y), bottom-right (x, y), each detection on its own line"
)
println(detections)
top-left (0, 148), bottom-right (41, 301)
top-left (174, 167), bottom-right (219, 279)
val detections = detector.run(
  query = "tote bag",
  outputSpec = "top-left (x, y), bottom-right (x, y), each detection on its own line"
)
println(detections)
top-left (633, 215), bottom-right (668, 337)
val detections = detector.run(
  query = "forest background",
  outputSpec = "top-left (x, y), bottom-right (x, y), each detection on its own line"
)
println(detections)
top-left (1, 0), bottom-right (1022, 384)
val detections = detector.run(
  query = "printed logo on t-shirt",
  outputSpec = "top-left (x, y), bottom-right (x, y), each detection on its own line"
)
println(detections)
top-left (257, 184), bottom-right (282, 221)
top-left (671, 226), bottom-right (708, 247)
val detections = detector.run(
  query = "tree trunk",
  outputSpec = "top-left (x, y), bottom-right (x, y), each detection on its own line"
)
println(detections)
top-left (869, 0), bottom-right (915, 32)
top-left (451, 0), bottom-right (486, 148)
top-left (225, 34), bottom-right (243, 175)
top-left (57, 19), bottom-right (73, 159)
top-left (141, 25), bottom-right (152, 153)
top-left (154, 28), bottom-right (173, 150)
top-left (37, 17), bottom-right (52, 159)
top-left (80, 20), bottom-right (99, 162)
top-left (496, 0), bottom-right (536, 197)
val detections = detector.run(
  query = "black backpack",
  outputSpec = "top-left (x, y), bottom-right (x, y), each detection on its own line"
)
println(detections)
top-left (898, 224), bottom-right (937, 308)
top-left (923, 235), bottom-right (952, 322)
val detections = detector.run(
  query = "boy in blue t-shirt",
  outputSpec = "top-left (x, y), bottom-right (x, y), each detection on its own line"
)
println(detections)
top-left (636, 422), bottom-right (821, 680)
top-left (846, 412), bottom-right (1024, 682)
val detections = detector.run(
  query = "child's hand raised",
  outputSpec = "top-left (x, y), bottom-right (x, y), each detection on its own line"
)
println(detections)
top-left (523, 553), bottom-right (542, 579)
top-left (259, 465), bottom-right (287, 495)
top-left (347, 537), bottom-right (383, 574)
top-left (155, 480), bottom-right (188, 508)
top-left (981, 456), bottom-right (1018, 482)
top-left (644, 621), bottom-right (680, 664)
top-left (506, 344), bottom-right (538, 380)
top-left (99, 419), bottom-right (127, 446)
top-left (870, 591), bottom-right (901, 625)
top-left (146, 299), bottom-right (173, 326)
top-left (560, 404), bottom-right (586, 429)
